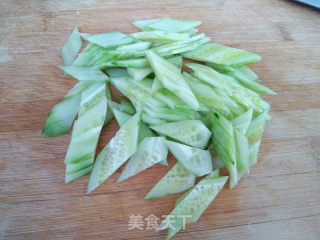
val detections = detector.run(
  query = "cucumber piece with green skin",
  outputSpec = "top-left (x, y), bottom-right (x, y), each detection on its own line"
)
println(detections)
top-left (187, 63), bottom-right (267, 114)
top-left (245, 110), bottom-right (269, 145)
top-left (146, 50), bottom-right (200, 110)
top-left (65, 165), bottom-right (93, 184)
top-left (211, 112), bottom-right (238, 188)
top-left (184, 72), bottom-right (243, 119)
top-left (60, 66), bottom-right (109, 82)
top-left (106, 68), bottom-right (129, 78)
top-left (118, 137), bottom-right (168, 182)
top-left (150, 120), bottom-right (211, 149)
top-left (113, 108), bottom-right (131, 127)
top-left (208, 143), bottom-right (226, 170)
top-left (87, 112), bottom-right (141, 193)
top-left (159, 173), bottom-right (228, 239)
top-left (249, 140), bottom-right (261, 167)
top-left (183, 43), bottom-right (261, 67)
top-left (116, 41), bottom-right (151, 52)
top-left (82, 31), bottom-right (135, 48)
top-left (117, 96), bottom-right (136, 115)
top-left (151, 35), bottom-right (211, 57)
top-left (234, 129), bottom-right (250, 172)
top-left (131, 31), bottom-right (191, 43)
top-left (134, 18), bottom-right (201, 33)
top-left (165, 140), bottom-right (212, 177)
top-left (96, 58), bottom-right (150, 70)
top-left (231, 108), bottom-right (253, 134)
top-left (64, 83), bottom-right (107, 183)
top-left (127, 67), bottom-right (153, 81)
top-left (72, 43), bottom-right (106, 67)
top-left (110, 76), bottom-right (151, 111)
top-left (61, 27), bottom-right (83, 66)
top-left (42, 82), bottom-right (88, 137)
top-left (126, 55), bottom-right (182, 81)
top-left (209, 64), bottom-right (276, 95)
top-left (142, 113), bottom-right (167, 125)
top-left (144, 162), bottom-right (195, 200)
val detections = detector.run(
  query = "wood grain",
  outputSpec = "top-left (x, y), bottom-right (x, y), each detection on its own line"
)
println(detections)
top-left (1, 0), bottom-right (320, 239)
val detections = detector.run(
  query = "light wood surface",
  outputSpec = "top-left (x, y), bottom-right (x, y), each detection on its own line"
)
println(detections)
top-left (1, 0), bottom-right (320, 239)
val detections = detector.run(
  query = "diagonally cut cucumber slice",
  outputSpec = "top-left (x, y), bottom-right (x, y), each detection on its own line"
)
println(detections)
top-left (144, 162), bottom-right (195, 200)
top-left (150, 120), bottom-right (211, 149)
top-left (61, 27), bottom-right (83, 66)
top-left (87, 112), bottom-right (141, 193)
top-left (165, 140), bottom-right (212, 177)
top-left (118, 137), bottom-right (168, 182)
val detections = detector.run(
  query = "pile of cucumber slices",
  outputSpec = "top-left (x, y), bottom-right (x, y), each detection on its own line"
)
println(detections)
top-left (43, 17), bottom-right (275, 239)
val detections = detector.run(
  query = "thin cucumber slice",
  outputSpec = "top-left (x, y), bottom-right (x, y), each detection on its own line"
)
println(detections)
top-left (231, 108), bottom-right (253, 135)
top-left (152, 34), bottom-right (210, 57)
top-left (165, 140), bottom-right (212, 177)
top-left (118, 137), bottom-right (168, 182)
top-left (127, 67), bottom-right (153, 81)
top-left (151, 76), bottom-right (164, 93)
top-left (146, 50), bottom-right (200, 110)
top-left (42, 82), bottom-right (88, 137)
top-left (142, 113), bottom-right (167, 125)
top-left (127, 56), bottom-right (182, 81)
top-left (249, 140), bottom-right (261, 167)
top-left (208, 143), bottom-right (226, 170)
top-left (96, 58), bottom-right (150, 69)
top-left (117, 96), bottom-right (136, 115)
top-left (134, 17), bottom-right (201, 33)
top-left (144, 162), bottom-right (195, 200)
top-left (106, 68), bottom-right (129, 78)
top-left (87, 112), bottom-right (141, 193)
top-left (60, 66), bottom-right (109, 82)
top-left (187, 63), bottom-right (266, 114)
top-left (210, 64), bottom-right (276, 95)
top-left (150, 120), bottom-right (211, 149)
top-left (211, 111), bottom-right (238, 188)
top-left (61, 27), bottom-right (83, 66)
top-left (234, 129), bottom-right (250, 172)
top-left (184, 72), bottom-right (242, 119)
top-left (159, 174), bottom-right (228, 239)
top-left (65, 165), bottom-right (93, 184)
top-left (183, 43), bottom-right (261, 67)
top-left (131, 31), bottom-right (190, 43)
top-left (245, 110), bottom-right (269, 145)
top-left (72, 43), bottom-right (106, 67)
top-left (116, 41), bottom-right (151, 51)
top-left (64, 83), bottom-right (107, 183)
top-left (113, 109), bottom-right (131, 127)
top-left (82, 31), bottom-right (135, 48)
top-left (110, 76), bottom-right (151, 111)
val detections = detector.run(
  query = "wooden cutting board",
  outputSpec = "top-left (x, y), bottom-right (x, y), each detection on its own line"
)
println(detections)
top-left (0, 0), bottom-right (319, 239)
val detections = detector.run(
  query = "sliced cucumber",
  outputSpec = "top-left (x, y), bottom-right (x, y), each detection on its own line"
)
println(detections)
top-left (146, 50), bottom-right (200, 110)
top-left (82, 31), bottom-right (135, 48)
top-left (210, 64), bottom-right (276, 95)
top-left (231, 108), bottom-right (253, 134)
top-left (183, 43), bottom-right (261, 67)
top-left (234, 129), bottom-right (250, 172)
top-left (42, 83), bottom-right (87, 137)
top-left (61, 27), bottom-right (83, 66)
top-left (131, 31), bottom-right (190, 43)
top-left (64, 83), bottom-right (107, 183)
top-left (60, 66), bottom-right (109, 82)
top-left (134, 17), bottom-right (201, 33)
top-left (105, 68), bottom-right (129, 78)
top-left (117, 96), bottom-right (136, 115)
top-left (211, 111), bottom-right (238, 188)
top-left (144, 162), bottom-right (195, 200)
top-left (245, 110), bottom-right (269, 145)
top-left (165, 140), bottom-right (212, 177)
top-left (87, 112), bottom-right (140, 193)
top-left (118, 137), bottom-right (168, 182)
top-left (159, 173), bottom-right (228, 239)
top-left (110, 76), bottom-right (151, 111)
top-left (150, 120), bottom-right (211, 149)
